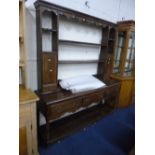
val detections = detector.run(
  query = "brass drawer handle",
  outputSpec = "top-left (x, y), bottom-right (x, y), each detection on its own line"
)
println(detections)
top-left (49, 69), bottom-right (53, 72)
top-left (48, 59), bottom-right (51, 62)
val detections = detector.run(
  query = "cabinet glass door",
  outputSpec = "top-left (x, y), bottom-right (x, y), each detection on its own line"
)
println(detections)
top-left (113, 32), bottom-right (125, 74)
top-left (124, 31), bottom-right (135, 76)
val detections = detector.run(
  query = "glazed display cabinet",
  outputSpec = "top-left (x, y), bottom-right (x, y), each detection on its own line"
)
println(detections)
top-left (111, 20), bottom-right (135, 108)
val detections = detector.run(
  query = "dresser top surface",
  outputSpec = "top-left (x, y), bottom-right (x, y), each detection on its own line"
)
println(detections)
top-left (19, 85), bottom-right (39, 104)
top-left (37, 79), bottom-right (120, 105)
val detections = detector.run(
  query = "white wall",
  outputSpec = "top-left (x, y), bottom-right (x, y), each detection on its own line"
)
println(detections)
top-left (25, 0), bottom-right (135, 90)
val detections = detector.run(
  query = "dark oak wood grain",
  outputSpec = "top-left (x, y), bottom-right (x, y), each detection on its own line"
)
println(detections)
top-left (36, 80), bottom-right (120, 145)
top-left (42, 53), bottom-right (57, 85)
top-left (34, 0), bottom-right (120, 145)
top-left (34, 0), bottom-right (115, 27)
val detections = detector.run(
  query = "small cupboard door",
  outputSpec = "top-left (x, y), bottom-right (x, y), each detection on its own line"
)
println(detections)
top-left (42, 53), bottom-right (57, 84)
top-left (19, 127), bottom-right (27, 155)
top-left (19, 103), bottom-right (34, 155)
top-left (19, 123), bottom-right (33, 155)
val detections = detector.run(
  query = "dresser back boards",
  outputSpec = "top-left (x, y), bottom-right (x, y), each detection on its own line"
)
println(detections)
top-left (34, 0), bottom-right (116, 93)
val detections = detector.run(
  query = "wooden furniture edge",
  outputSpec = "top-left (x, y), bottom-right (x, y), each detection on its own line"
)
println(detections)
top-left (110, 74), bottom-right (134, 81)
top-left (19, 86), bottom-right (39, 104)
top-left (34, 0), bottom-right (116, 27)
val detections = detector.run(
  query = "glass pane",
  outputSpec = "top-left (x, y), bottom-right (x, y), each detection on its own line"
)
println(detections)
top-left (115, 61), bottom-right (119, 67)
top-left (123, 31), bottom-right (135, 76)
top-left (133, 39), bottom-right (135, 48)
top-left (114, 47), bottom-right (121, 60)
top-left (118, 37), bottom-right (124, 47)
top-left (117, 32), bottom-right (125, 47)
top-left (128, 31), bottom-right (135, 48)
top-left (131, 49), bottom-right (135, 60)
top-left (124, 51), bottom-right (135, 76)
top-left (113, 47), bottom-right (122, 73)
top-left (128, 38), bottom-right (132, 48)
top-left (113, 32), bottom-right (125, 74)
top-left (127, 49), bottom-right (131, 60)
top-left (125, 61), bottom-right (129, 69)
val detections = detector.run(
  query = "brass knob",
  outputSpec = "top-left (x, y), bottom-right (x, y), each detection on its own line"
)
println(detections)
top-left (48, 59), bottom-right (51, 62)
top-left (49, 69), bottom-right (53, 72)
top-left (107, 58), bottom-right (111, 64)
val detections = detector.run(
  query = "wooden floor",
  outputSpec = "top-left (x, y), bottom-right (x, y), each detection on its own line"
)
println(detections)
top-left (39, 103), bottom-right (114, 145)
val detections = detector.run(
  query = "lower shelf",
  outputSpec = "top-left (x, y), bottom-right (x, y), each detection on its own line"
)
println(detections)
top-left (38, 103), bottom-right (114, 145)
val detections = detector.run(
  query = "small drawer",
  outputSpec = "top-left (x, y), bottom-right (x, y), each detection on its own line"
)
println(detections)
top-left (83, 93), bottom-right (103, 107)
top-left (47, 98), bottom-right (83, 121)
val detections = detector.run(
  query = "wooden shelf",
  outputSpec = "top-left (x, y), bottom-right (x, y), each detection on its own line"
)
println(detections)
top-left (58, 60), bottom-right (104, 64)
top-left (59, 39), bottom-right (101, 46)
top-left (111, 74), bottom-right (134, 80)
top-left (42, 28), bottom-right (57, 32)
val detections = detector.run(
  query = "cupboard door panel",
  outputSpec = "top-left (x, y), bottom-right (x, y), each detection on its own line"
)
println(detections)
top-left (42, 53), bottom-right (57, 84)
top-left (19, 127), bottom-right (27, 155)
top-left (119, 80), bottom-right (134, 107)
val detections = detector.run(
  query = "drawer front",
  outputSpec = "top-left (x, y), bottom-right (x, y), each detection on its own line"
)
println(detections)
top-left (47, 98), bottom-right (83, 120)
top-left (42, 53), bottom-right (57, 85)
top-left (83, 93), bottom-right (103, 107)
